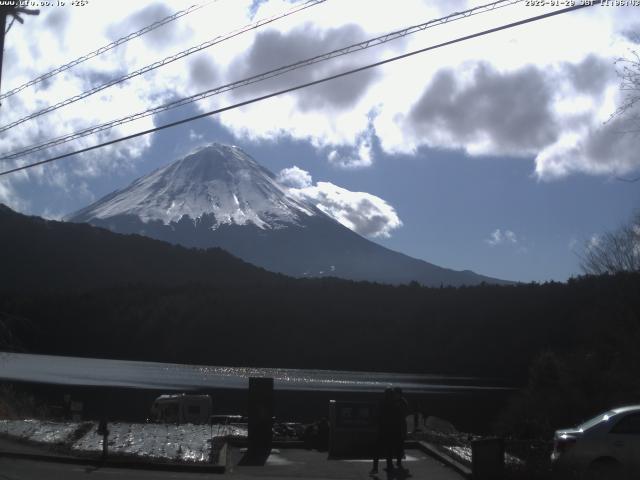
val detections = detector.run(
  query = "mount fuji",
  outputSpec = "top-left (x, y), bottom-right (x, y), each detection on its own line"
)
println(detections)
top-left (67, 144), bottom-right (508, 286)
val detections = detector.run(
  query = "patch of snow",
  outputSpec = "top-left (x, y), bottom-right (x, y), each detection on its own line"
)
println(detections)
top-left (506, 452), bottom-right (525, 466)
top-left (0, 419), bottom-right (80, 444)
top-left (443, 445), bottom-right (472, 463)
top-left (73, 423), bottom-right (205, 462)
top-left (73, 422), bottom-right (247, 462)
top-left (442, 444), bottom-right (524, 467)
top-left (0, 419), bottom-right (247, 464)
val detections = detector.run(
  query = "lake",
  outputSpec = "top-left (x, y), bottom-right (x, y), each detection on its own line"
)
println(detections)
top-left (0, 352), bottom-right (510, 393)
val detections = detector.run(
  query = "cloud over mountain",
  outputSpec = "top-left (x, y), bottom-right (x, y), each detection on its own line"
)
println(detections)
top-left (285, 171), bottom-right (402, 238)
top-left (277, 165), bottom-right (401, 238)
top-left (276, 166), bottom-right (312, 188)
top-left (1, 0), bottom-right (639, 213)
top-left (65, 144), bottom-right (499, 286)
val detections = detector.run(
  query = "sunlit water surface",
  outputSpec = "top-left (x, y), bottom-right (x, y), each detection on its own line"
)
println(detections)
top-left (0, 352), bottom-right (510, 393)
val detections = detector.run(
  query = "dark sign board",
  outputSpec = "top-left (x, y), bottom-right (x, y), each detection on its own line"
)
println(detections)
top-left (248, 377), bottom-right (273, 454)
top-left (336, 402), bottom-right (376, 428)
top-left (329, 400), bottom-right (378, 458)
top-left (472, 437), bottom-right (504, 480)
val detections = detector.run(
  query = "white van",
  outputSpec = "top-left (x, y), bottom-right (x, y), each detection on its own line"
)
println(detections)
top-left (150, 393), bottom-right (212, 424)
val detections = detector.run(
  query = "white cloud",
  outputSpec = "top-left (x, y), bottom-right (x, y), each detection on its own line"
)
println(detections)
top-left (283, 168), bottom-right (402, 238)
top-left (327, 135), bottom-right (373, 169)
top-left (291, 181), bottom-right (402, 238)
top-left (535, 104), bottom-right (640, 180)
top-left (1, 0), bottom-right (638, 212)
top-left (587, 234), bottom-right (601, 250)
top-left (276, 166), bottom-right (312, 188)
top-left (0, 178), bottom-right (29, 212)
top-left (188, 129), bottom-right (204, 141)
top-left (41, 208), bottom-right (66, 221)
top-left (214, 2), bottom-right (639, 180)
top-left (486, 228), bottom-right (518, 247)
top-left (0, 0), bottom-right (198, 196)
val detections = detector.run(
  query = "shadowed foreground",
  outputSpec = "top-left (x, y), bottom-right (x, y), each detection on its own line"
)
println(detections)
top-left (0, 436), bottom-right (464, 480)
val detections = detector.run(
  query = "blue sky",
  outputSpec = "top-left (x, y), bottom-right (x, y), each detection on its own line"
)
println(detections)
top-left (1, 0), bottom-right (639, 282)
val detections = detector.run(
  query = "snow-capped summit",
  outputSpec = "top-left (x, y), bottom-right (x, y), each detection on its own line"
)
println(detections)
top-left (68, 143), bottom-right (510, 286)
top-left (70, 144), bottom-right (315, 230)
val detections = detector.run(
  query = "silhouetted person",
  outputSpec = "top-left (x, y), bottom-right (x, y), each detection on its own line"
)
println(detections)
top-left (371, 388), bottom-right (395, 474)
top-left (392, 387), bottom-right (409, 469)
top-left (97, 418), bottom-right (109, 460)
top-left (316, 417), bottom-right (329, 451)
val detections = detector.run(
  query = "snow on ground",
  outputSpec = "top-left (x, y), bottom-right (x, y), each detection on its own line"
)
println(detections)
top-left (442, 444), bottom-right (524, 467)
top-left (443, 445), bottom-right (472, 463)
top-left (0, 419), bottom-right (81, 444)
top-left (72, 422), bottom-right (247, 462)
top-left (0, 419), bottom-right (247, 463)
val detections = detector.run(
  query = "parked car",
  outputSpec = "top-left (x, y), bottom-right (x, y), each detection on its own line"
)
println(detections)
top-left (551, 405), bottom-right (640, 479)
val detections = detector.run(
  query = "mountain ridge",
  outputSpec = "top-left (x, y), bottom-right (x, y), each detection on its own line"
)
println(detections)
top-left (67, 143), bottom-right (512, 287)
top-left (68, 144), bottom-right (318, 230)
top-left (0, 203), bottom-right (281, 293)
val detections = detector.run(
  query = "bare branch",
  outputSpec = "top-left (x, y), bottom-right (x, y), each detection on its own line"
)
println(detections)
top-left (580, 211), bottom-right (640, 275)
top-left (607, 48), bottom-right (640, 132)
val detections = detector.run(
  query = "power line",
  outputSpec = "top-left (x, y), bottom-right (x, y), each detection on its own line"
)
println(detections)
top-left (0, 0), bottom-right (524, 162)
top-left (0, 1), bottom-right (600, 177)
top-left (0, 0), bottom-right (327, 134)
top-left (0, 1), bottom-right (214, 101)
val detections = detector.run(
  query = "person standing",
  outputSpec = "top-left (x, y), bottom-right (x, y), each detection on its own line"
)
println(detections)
top-left (392, 387), bottom-right (409, 469)
top-left (371, 388), bottom-right (394, 474)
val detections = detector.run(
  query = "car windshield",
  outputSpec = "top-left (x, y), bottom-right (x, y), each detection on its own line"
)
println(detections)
top-left (577, 411), bottom-right (617, 431)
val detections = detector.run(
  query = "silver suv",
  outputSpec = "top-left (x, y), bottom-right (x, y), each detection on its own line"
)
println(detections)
top-left (551, 405), bottom-right (640, 479)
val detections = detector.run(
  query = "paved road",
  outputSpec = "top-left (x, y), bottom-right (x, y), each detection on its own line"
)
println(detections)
top-left (0, 458), bottom-right (214, 480)
top-left (229, 447), bottom-right (465, 479)
top-left (0, 448), bottom-right (465, 480)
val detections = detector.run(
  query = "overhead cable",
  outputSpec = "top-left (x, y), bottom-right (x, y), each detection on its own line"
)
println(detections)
top-left (0, 0), bottom-right (524, 161)
top-left (0, 1), bottom-right (214, 101)
top-left (0, 1), bottom-right (600, 177)
top-left (0, 0), bottom-right (327, 134)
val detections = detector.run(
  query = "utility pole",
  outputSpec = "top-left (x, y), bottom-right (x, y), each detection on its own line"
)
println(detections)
top-left (0, 6), bottom-right (8, 96)
top-left (0, 3), bottom-right (39, 106)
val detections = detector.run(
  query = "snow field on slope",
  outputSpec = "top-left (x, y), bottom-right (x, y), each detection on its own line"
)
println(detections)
top-left (75, 144), bottom-right (314, 230)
